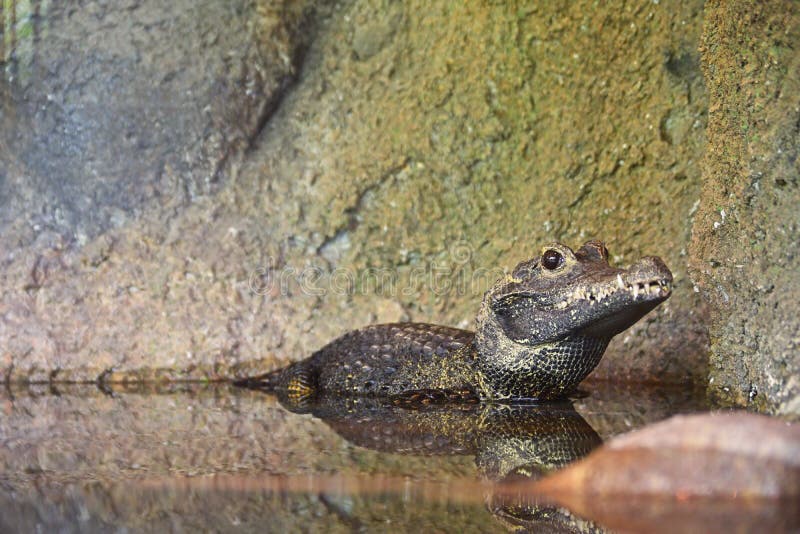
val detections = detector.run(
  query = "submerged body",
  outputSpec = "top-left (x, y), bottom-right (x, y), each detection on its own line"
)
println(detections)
top-left (236, 241), bottom-right (672, 402)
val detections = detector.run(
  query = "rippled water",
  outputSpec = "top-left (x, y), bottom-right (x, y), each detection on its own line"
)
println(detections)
top-left (1, 381), bottom-right (746, 532)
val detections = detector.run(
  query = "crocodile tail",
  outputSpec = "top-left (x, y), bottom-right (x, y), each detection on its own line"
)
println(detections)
top-left (233, 368), bottom-right (284, 391)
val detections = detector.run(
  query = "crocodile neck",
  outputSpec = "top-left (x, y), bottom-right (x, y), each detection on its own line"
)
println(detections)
top-left (474, 302), bottom-right (609, 400)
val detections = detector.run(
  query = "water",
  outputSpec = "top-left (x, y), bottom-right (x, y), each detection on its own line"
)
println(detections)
top-left (0, 381), bottom-right (735, 533)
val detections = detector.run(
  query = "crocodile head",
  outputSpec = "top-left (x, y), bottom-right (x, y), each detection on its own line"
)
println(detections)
top-left (475, 240), bottom-right (672, 399)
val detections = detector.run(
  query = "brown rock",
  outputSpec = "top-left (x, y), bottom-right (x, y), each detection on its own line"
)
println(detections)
top-left (0, 1), bottom-right (710, 387)
top-left (530, 413), bottom-right (800, 532)
top-left (689, 0), bottom-right (800, 416)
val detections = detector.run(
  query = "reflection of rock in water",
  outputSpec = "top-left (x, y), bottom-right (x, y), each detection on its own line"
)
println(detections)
top-left (276, 394), bottom-right (605, 532)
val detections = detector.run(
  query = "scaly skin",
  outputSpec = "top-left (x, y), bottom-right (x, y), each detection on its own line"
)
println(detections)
top-left (235, 240), bottom-right (672, 402)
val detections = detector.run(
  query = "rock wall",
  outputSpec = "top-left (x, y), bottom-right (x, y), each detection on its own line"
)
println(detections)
top-left (0, 0), bottom-right (315, 240)
top-left (4, 1), bottom-right (797, 418)
top-left (690, 0), bottom-right (800, 417)
top-left (0, 1), bottom-right (710, 386)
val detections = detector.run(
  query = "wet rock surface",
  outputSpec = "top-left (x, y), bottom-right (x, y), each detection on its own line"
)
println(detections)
top-left (537, 412), bottom-right (800, 498)
top-left (689, 0), bottom-right (800, 417)
top-left (532, 412), bottom-right (800, 532)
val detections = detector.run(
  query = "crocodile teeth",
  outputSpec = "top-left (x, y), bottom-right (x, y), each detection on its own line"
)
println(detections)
top-left (650, 283), bottom-right (661, 295)
top-left (554, 276), bottom-right (670, 311)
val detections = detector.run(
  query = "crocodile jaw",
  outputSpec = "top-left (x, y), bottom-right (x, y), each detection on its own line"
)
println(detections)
top-left (562, 256), bottom-right (673, 338)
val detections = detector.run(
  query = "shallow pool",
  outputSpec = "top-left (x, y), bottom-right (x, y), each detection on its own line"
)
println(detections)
top-left (2, 381), bottom-right (793, 532)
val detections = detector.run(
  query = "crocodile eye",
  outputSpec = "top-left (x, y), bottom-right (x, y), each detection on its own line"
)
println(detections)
top-left (541, 249), bottom-right (564, 270)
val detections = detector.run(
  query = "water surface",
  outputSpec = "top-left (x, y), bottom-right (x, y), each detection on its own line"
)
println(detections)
top-left (5, 381), bottom-right (778, 533)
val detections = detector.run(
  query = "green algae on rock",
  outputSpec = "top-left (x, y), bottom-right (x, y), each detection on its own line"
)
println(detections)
top-left (690, 0), bottom-right (800, 417)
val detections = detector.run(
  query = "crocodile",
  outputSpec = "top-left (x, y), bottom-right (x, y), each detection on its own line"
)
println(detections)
top-left (235, 240), bottom-right (672, 402)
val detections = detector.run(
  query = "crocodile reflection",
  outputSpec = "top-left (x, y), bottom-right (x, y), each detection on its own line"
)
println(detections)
top-left (270, 393), bottom-right (603, 532)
